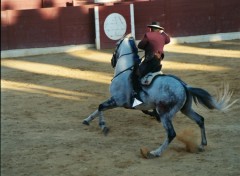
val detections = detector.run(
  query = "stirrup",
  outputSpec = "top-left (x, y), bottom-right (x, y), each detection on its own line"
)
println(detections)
top-left (132, 98), bottom-right (143, 107)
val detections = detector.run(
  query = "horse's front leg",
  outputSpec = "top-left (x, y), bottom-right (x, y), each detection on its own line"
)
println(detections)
top-left (83, 97), bottom-right (117, 135)
top-left (82, 110), bottom-right (99, 126)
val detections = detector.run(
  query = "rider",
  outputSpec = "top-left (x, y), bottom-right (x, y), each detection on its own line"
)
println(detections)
top-left (138, 21), bottom-right (170, 77)
top-left (132, 21), bottom-right (170, 107)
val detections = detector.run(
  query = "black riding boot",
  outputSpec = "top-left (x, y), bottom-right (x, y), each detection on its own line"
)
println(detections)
top-left (131, 66), bottom-right (143, 107)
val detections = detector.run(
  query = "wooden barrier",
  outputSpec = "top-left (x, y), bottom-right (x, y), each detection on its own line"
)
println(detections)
top-left (1, 5), bottom-right (95, 50)
top-left (1, 0), bottom-right (239, 51)
top-left (95, 3), bottom-right (134, 49)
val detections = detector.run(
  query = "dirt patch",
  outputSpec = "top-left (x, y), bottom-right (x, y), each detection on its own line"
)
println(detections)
top-left (1, 40), bottom-right (240, 176)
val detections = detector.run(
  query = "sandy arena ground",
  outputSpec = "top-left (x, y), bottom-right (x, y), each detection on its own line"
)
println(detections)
top-left (1, 40), bottom-right (240, 176)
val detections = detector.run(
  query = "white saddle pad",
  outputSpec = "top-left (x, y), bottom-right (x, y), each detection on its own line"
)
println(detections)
top-left (141, 71), bottom-right (163, 86)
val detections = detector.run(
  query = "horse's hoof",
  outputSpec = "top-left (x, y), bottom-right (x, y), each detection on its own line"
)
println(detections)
top-left (146, 152), bottom-right (157, 159)
top-left (82, 120), bottom-right (89, 126)
top-left (198, 145), bottom-right (206, 152)
top-left (140, 147), bottom-right (157, 159)
top-left (103, 127), bottom-right (109, 136)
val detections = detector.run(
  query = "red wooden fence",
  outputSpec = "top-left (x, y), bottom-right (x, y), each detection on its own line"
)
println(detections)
top-left (1, 0), bottom-right (240, 50)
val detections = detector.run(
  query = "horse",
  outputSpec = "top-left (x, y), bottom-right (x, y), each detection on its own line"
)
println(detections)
top-left (83, 34), bottom-right (237, 159)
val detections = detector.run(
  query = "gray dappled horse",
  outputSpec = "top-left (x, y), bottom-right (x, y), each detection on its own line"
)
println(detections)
top-left (83, 34), bottom-right (237, 159)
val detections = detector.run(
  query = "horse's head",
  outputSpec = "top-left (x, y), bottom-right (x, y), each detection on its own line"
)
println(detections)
top-left (111, 34), bottom-right (139, 68)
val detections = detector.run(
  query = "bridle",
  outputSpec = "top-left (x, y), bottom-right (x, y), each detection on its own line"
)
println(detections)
top-left (111, 36), bottom-right (138, 67)
top-left (111, 36), bottom-right (139, 81)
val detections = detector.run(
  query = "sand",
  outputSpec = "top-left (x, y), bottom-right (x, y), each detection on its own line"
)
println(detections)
top-left (1, 40), bottom-right (240, 176)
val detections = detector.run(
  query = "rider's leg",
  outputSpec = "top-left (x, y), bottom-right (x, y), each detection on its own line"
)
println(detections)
top-left (132, 64), bottom-right (141, 93)
top-left (131, 64), bottom-right (143, 107)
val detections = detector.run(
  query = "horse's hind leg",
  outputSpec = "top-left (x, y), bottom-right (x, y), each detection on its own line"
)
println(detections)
top-left (181, 106), bottom-right (207, 151)
top-left (142, 109), bottom-right (161, 122)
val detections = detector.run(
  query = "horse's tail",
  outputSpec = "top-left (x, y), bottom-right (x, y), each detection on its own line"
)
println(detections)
top-left (186, 82), bottom-right (238, 112)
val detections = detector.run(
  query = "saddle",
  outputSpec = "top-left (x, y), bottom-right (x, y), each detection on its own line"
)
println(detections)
top-left (131, 71), bottom-right (164, 108)
top-left (141, 71), bottom-right (164, 86)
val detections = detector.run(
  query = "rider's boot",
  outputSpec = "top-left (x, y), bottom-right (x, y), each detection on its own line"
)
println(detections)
top-left (132, 92), bottom-right (143, 107)
top-left (131, 70), bottom-right (143, 107)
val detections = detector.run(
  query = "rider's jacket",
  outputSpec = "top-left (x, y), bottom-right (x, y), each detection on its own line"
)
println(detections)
top-left (138, 31), bottom-right (170, 62)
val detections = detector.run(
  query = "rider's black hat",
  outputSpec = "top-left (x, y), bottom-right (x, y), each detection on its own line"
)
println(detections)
top-left (147, 21), bottom-right (164, 30)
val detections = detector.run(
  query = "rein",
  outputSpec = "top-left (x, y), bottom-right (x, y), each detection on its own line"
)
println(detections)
top-left (111, 52), bottom-right (135, 81)
top-left (111, 36), bottom-right (141, 81)
top-left (118, 52), bottom-right (134, 58)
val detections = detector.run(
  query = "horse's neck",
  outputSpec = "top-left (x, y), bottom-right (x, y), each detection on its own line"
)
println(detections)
top-left (111, 57), bottom-right (133, 98)
top-left (110, 40), bottom-right (135, 103)
top-left (114, 55), bottom-right (134, 76)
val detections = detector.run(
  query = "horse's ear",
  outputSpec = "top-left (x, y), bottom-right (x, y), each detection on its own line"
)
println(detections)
top-left (116, 40), bottom-right (120, 46)
top-left (116, 34), bottom-right (126, 45)
top-left (125, 33), bottom-right (132, 38)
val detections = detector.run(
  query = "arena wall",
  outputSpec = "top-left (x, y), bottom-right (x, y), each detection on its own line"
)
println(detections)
top-left (1, 5), bottom-right (96, 50)
top-left (1, 0), bottom-right (240, 53)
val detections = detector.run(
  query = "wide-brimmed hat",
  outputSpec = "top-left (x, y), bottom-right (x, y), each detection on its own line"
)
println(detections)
top-left (147, 21), bottom-right (164, 30)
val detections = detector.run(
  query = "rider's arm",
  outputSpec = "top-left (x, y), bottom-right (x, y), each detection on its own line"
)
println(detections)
top-left (161, 31), bottom-right (170, 44)
top-left (138, 34), bottom-right (148, 49)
